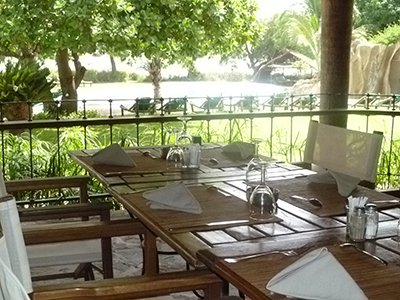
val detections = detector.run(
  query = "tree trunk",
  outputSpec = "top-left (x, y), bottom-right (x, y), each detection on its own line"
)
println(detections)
top-left (319, 0), bottom-right (354, 127)
top-left (56, 48), bottom-right (78, 113)
top-left (110, 55), bottom-right (117, 72)
top-left (72, 52), bottom-right (86, 89)
top-left (148, 58), bottom-right (162, 100)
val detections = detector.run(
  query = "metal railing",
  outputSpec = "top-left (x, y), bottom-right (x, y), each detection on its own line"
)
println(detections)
top-left (0, 92), bottom-right (399, 191)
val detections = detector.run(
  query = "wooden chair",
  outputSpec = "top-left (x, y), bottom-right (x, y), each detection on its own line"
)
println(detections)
top-left (31, 270), bottom-right (223, 300)
top-left (0, 206), bottom-right (223, 299)
top-left (0, 175), bottom-right (225, 299)
top-left (5, 176), bottom-right (117, 281)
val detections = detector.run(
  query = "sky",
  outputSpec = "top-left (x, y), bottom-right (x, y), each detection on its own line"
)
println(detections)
top-left (256, 0), bottom-right (305, 19)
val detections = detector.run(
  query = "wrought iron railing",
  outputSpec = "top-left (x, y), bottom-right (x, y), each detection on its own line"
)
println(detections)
top-left (0, 92), bottom-right (399, 191)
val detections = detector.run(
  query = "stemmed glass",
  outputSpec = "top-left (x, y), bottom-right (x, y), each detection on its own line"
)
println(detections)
top-left (166, 128), bottom-right (184, 169)
top-left (245, 138), bottom-right (264, 193)
top-left (176, 116), bottom-right (192, 146)
top-left (249, 161), bottom-right (277, 220)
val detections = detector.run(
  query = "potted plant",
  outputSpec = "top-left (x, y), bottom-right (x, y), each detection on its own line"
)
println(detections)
top-left (0, 60), bottom-right (55, 123)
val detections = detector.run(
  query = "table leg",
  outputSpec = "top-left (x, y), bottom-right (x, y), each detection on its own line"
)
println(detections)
top-left (143, 229), bottom-right (158, 275)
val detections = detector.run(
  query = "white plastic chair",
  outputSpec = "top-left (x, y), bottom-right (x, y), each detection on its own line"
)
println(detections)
top-left (303, 120), bottom-right (383, 196)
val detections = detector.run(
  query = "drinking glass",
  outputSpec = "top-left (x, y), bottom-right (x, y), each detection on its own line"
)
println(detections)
top-left (245, 138), bottom-right (264, 187)
top-left (176, 116), bottom-right (192, 146)
top-left (248, 161), bottom-right (277, 220)
top-left (166, 128), bottom-right (184, 169)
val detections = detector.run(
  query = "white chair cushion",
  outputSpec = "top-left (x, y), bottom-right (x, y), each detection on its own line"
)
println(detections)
top-left (26, 239), bottom-right (102, 268)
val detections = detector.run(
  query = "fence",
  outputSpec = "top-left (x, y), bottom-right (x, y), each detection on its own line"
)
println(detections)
top-left (0, 92), bottom-right (399, 192)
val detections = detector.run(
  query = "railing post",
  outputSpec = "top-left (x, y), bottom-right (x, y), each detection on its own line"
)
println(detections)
top-left (108, 99), bottom-right (113, 118)
top-left (135, 98), bottom-right (140, 118)
top-left (82, 100), bottom-right (87, 119)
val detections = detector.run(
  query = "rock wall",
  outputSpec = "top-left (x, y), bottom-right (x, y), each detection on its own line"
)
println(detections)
top-left (349, 41), bottom-right (400, 94)
top-left (291, 41), bottom-right (400, 96)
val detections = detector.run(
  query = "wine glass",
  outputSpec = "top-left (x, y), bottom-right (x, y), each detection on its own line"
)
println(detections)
top-left (176, 116), bottom-right (192, 146)
top-left (166, 128), bottom-right (184, 169)
top-left (245, 138), bottom-right (265, 194)
top-left (248, 161), bottom-right (277, 220)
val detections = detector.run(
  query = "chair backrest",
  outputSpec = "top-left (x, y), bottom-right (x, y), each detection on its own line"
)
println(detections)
top-left (0, 170), bottom-right (33, 296)
top-left (131, 97), bottom-right (154, 112)
top-left (304, 120), bottom-right (383, 183)
top-left (200, 97), bottom-right (223, 110)
top-left (161, 98), bottom-right (186, 111)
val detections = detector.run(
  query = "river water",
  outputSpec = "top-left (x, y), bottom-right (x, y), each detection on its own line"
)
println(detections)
top-left (77, 81), bottom-right (290, 113)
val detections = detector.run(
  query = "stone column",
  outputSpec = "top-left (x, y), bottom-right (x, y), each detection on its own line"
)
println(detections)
top-left (320, 0), bottom-right (354, 127)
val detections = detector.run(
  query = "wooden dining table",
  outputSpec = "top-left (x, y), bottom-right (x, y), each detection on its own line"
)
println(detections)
top-left (69, 144), bottom-right (400, 299)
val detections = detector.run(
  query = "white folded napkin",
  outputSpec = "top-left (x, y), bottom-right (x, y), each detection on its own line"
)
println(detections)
top-left (143, 182), bottom-right (202, 214)
top-left (307, 169), bottom-right (360, 197)
top-left (222, 142), bottom-right (254, 160)
top-left (266, 247), bottom-right (368, 300)
top-left (329, 170), bottom-right (360, 197)
top-left (92, 144), bottom-right (136, 167)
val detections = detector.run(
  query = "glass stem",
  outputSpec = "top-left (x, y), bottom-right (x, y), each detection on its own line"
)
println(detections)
top-left (174, 130), bottom-right (178, 146)
top-left (260, 163), bottom-right (267, 184)
top-left (254, 142), bottom-right (259, 157)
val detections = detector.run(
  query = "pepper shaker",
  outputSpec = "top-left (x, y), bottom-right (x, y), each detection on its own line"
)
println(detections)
top-left (365, 203), bottom-right (378, 239)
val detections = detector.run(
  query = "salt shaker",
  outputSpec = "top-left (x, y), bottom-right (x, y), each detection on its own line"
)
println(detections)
top-left (349, 206), bottom-right (366, 242)
top-left (365, 203), bottom-right (378, 239)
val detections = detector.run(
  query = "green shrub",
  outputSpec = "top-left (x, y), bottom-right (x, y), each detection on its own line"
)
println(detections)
top-left (372, 23), bottom-right (400, 45)
top-left (0, 59), bottom-right (55, 103)
top-left (83, 70), bottom-right (138, 83)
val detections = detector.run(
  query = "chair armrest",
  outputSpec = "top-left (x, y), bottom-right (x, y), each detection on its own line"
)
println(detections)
top-left (23, 219), bottom-right (145, 245)
top-left (32, 270), bottom-right (223, 300)
top-left (19, 202), bottom-right (112, 222)
top-left (6, 175), bottom-right (91, 203)
top-left (5, 175), bottom-right (91, 192)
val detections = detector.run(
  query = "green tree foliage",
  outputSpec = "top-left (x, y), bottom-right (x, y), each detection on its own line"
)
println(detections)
top-left (247, 0), bottom-right (321, 78)
top-left (0, 0), bottom-right (258, 102)
top-left (122, 0), bottom-right (257, 64)
top-left (355, 0), bottom-right (400, 35)
top-left (372, 23), bottom-right (400, 45)
top-left (117, 0), bottom-right (259, 98)
top-left (0, 0), bottom-right (136, 112)
top-left (289, 12), bottom-right (320, 73)
top-left (246, 13), bottom-right (302, 77)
